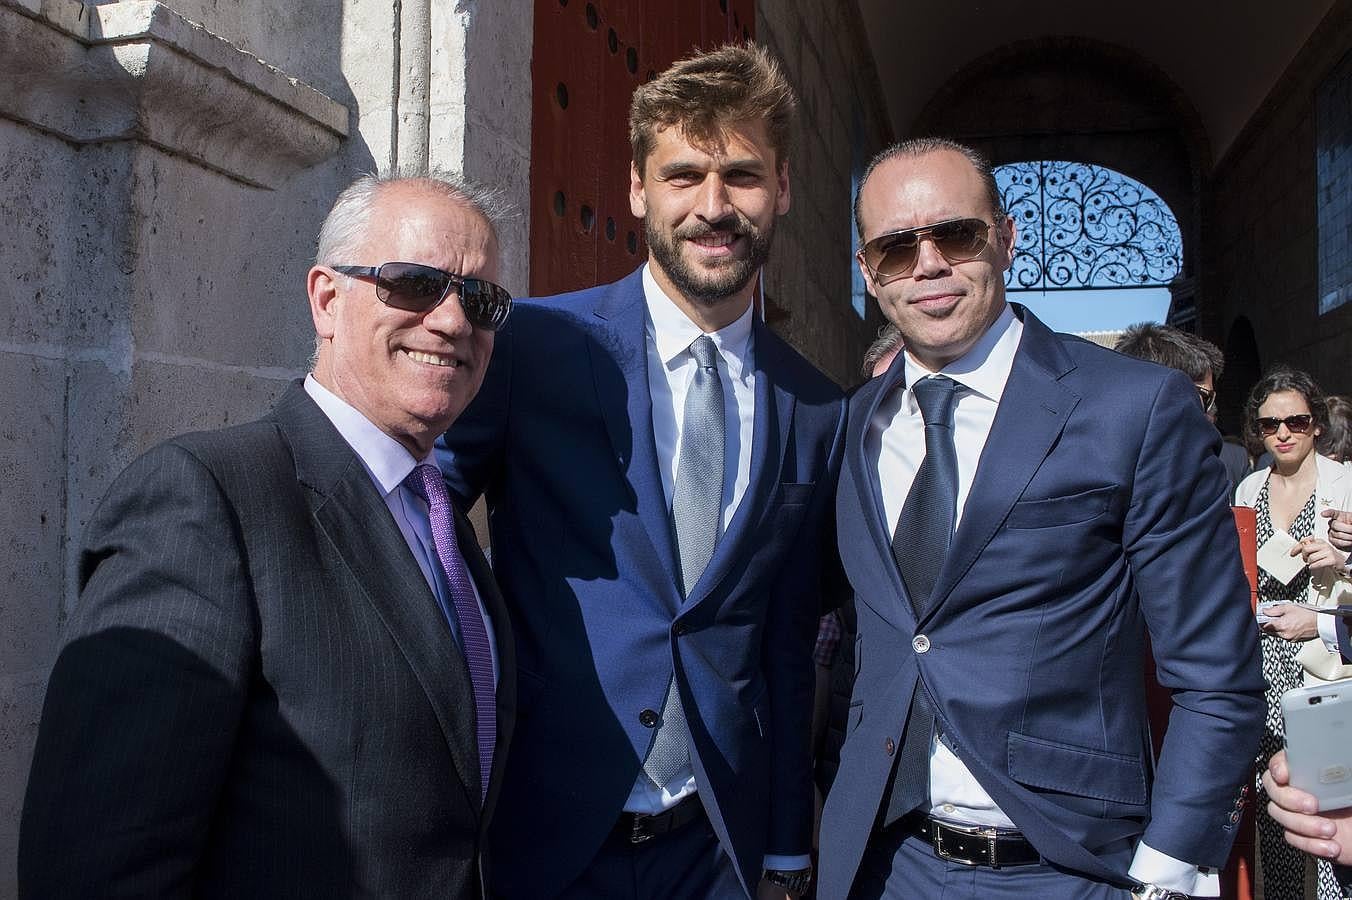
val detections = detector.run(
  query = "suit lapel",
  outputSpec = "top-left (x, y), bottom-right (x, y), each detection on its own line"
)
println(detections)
top-left (587, 271), bottom-right (682, 601)
top-left (276, 385), bottom-right (482, 812)
top-left (682, 322), bottom-right (794, 609)
top-left (924, 311), bottom-right (1080, 618)
top-left (857, 361), bottom-right (917, 630)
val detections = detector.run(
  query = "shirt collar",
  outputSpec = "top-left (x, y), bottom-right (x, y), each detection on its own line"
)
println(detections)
top-left (641, 263), bottom-right (755, 379)
top-left (304, 374), bottom-right (430, 497)
top-left (902, 302), bottom-right (1022, 405)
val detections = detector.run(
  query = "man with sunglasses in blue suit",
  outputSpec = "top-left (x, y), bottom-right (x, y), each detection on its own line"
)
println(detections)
top-left (21, 174), bottom-right (516, 898)
top-left (438, 44), bottom-right (844, 900)
top-left (817, 138), bottom-right (1265, 900)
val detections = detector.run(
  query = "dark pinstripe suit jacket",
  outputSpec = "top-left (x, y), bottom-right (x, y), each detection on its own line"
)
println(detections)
top-left (19, 381), bottom-right (515, 899)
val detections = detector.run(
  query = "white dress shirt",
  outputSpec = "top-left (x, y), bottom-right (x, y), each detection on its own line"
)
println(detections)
top-left (867, 305), bottom-right (1215, 895)
top-left (304, 375), bottom-right (499, 684)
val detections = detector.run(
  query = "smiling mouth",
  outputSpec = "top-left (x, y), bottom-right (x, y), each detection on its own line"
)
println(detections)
top-left (404, 349), bottom-right (459, 368)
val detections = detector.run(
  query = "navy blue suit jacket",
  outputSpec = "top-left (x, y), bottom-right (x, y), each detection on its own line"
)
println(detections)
top-left (437, 268), bottom-right (845, 897)
top-left (818, 307), bottom-right (1265, 894)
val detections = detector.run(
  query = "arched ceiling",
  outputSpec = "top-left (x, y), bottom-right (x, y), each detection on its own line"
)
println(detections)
top-left (857, 0), bottom-right (1336, 166)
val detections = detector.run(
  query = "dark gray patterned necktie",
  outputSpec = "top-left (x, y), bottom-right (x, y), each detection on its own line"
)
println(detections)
top-left (886, 375), bottom-right (961, 824)
top-left (643, 335), bottom-right (724, 788)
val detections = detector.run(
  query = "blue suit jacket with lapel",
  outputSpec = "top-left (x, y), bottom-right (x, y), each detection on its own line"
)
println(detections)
top-left (818, 306), bottom-right (1266, 895)
top-left (437, 268), bottom-right (846, 898)
top-left (20, 382), bottom-right (515, 899)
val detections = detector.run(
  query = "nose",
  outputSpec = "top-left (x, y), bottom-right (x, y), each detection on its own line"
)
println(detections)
top-left (693, 175), bottom-right (733, 223)
top-left (421, 289), bottom-right (474, 340)
top-left (911, 234), bottom-right (952, 278)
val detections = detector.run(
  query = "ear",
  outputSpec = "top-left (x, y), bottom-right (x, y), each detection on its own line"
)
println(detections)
top-left (774, 158), bottom-right (791, 216)
top-left (994, 216), bottom-right (1017, 272)
top-left (856, 250), bottom-right (881, 298)
top-left (629, 160), bottom-right (647, 219)
top-left (308, 265), bottom-right (341, 340)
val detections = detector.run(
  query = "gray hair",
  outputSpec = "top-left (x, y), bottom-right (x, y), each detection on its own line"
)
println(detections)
top-left (308, 171), bottom-right (512, 370)
top-left (314, 169), bottom-right (514, 266)
top-left (854, 137), bottom-right (1005, 240)
top-left (860, 322), bottom-right (902, 378)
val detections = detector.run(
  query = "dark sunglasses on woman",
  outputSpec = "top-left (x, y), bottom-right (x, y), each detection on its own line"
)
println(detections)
top-left (1254, 414), bottom-right (1313, 436)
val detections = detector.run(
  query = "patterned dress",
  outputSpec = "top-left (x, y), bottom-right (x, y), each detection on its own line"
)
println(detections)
top-left (1254, 480), bottom-right (1342, 899)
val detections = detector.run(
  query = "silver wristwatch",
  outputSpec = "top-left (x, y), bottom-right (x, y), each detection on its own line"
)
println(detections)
top-left (1132, 885), bottom-right (1190, 900)
top-left (762, 866), bottom-right (813, 896)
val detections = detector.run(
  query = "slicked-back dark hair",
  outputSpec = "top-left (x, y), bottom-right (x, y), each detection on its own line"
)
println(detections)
top-left (853, 137), bottom-right (1004, 239)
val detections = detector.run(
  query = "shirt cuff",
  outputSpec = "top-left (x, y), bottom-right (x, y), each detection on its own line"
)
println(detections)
top-left (1319, 608), bottom-right (1341, 652)
top-left (762, 854), bottom-right (812, 872)
top-left (1127, 842), bottom-right (1219, 896)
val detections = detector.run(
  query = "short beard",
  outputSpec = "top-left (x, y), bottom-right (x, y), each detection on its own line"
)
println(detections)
top-left (645, 212), bottom-right (775, 306)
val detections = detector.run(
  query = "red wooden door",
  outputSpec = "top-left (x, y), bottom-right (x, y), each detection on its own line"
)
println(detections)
top-left (530, 0), bottom-right (755, 297)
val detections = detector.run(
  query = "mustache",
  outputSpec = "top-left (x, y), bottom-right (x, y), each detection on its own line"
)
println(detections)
top-left (674, 213), bottom-right (755, 240)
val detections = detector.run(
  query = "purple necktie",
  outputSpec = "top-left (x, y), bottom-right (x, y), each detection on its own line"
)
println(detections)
top-left (406, 463), bottom-right (496, 802)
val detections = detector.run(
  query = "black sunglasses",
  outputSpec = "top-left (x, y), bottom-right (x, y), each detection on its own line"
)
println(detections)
top-left (333, 262), bottom-right (512, 332)
top-left (859, 217), bottom-right (994, 285)
top-left (1254, 414), bottom-right (1314, 436)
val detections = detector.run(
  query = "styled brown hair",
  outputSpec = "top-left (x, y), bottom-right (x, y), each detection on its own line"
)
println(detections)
top-left (629, 42), bottom-right (798, 177)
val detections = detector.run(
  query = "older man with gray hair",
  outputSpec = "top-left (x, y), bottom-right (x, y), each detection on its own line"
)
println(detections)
top-left (20, 172), bottom-right (516, 898)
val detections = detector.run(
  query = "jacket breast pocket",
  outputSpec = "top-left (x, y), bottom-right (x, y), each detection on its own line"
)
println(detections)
top-left (1006, 484), bottom-right (1115, 530)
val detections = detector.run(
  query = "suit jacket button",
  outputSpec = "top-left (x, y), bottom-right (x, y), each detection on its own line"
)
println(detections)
top-left (885, 738), bottom-right (896, 756)
top-left (639, 709), bottom-right (659, 727)
top-left (912, 635), bottom-right (931, 653)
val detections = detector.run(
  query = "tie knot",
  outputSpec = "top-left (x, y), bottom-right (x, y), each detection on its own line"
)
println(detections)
top-left (911, 376), bottom-right (960, 426)
top-left (689, 334), bottom-right (719, 370)
top-left (405, 463), bottom-right (447, 508)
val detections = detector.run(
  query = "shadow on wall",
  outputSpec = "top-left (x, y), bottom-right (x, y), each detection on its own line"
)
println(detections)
top-left (0, 1), bottom-right (379, 895)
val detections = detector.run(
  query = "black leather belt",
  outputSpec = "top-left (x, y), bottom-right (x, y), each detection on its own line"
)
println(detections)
top-left (611, 795), bottom-right (704, 844)
top-left (909, 815), bottom-right (1041, 868)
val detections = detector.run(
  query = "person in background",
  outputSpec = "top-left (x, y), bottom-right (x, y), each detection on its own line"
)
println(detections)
top-left (1234, 365), bottom-right (1352, 899)
top-left (1113, 321), bottom-right (1250, 494)
top-left (1264, 750), bottom-right (1352, 898)
top-left (1321, 395), bottom-right (1352, 463)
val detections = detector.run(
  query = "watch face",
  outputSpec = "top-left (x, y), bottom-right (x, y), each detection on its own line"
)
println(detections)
top-left (765, 869), bottom-right (812, 894)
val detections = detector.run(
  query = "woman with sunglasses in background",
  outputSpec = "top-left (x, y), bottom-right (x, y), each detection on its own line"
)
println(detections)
top-left (1235, 366), bottom-right (1352, 899)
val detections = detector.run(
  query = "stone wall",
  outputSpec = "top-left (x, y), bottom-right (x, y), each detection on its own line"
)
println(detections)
top-left (758, 1), bottom-right (893, 386)
top-left (0, 0), bottom-right (531, 893)
top-left (1205, 0), bottom-right (1352, 419)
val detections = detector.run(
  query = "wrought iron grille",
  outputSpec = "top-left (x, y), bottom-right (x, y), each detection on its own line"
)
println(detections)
top-left (995, 161), bottom-right (1182, 292)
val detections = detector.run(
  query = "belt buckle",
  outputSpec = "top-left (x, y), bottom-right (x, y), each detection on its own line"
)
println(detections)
top-left (628, 814), bottom-right (655, 844)
top-left (931, 820), bottom-right (995, 867)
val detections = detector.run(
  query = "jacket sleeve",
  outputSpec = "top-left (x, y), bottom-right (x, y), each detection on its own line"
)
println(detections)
top-left (19, 443), bottom-right (256, 897)
top-left (761, 395), bottom-right (847, 857)
top-left (1122, 369), bottom-right (1266, 866)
